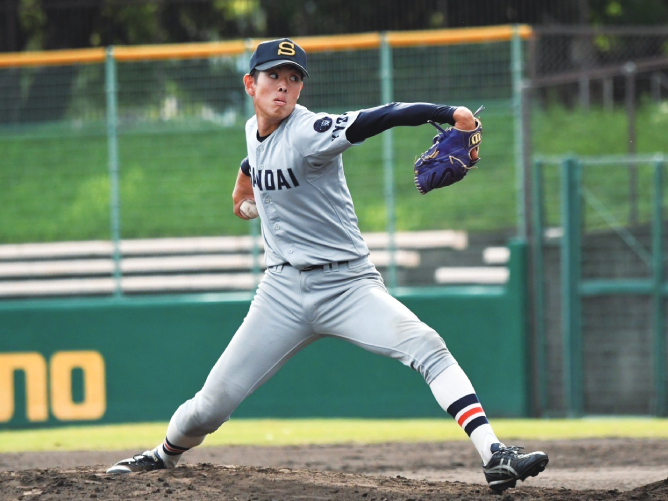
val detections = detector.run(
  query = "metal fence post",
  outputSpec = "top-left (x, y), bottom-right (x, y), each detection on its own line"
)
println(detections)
top-left (579, 76), bottom-right (590, 111)
top-left (561, 157), bottom-right (583, 416)
top-left (625, 62), bottom-right (638, 226)
top-left (603, 77), bottom-right (614, 112)
top-left (652, 156), bottom-right (666, 416)
top-left (511, 25), bottom-right (526, 239)
top-left (380, 33), bottom-right (397, 291)
top-left (105, 47), bottom-right (122, 297)
top-left (243, 40), bottom-right (262, 289)
top-left (531, 159), bottom-right (548, 414)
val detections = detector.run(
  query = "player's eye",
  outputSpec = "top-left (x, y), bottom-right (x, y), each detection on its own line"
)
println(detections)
top-left (290, 75), bottom-right (300, 82)
top-left (268, 72), bottom-right (278, 79)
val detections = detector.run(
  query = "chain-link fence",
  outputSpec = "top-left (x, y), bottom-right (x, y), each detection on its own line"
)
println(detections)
top-left (533, 155), bottom-right (667, 416)
top-left (528, 26), bottom-right (668, 153)
top-left (0, 27), bottom-right (527, 297)
top-left (3, 24), bottom-right (668, 416)
top-left (524, 27), bottom-right (668, 416)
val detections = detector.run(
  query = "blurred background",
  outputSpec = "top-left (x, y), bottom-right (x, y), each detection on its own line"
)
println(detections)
top-left (1, 1), bottom-right (667, 427)
top-left (2, 0), bottom-right (667, 52)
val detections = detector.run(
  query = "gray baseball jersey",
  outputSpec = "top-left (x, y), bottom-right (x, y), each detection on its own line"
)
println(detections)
top-left (163, 104), bottom-right (457, 449)
top-left (245, 104), bottom-right (368, 269)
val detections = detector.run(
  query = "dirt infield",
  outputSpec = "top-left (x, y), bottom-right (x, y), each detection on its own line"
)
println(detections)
top-left (1, 438), bottom-right (667, 500)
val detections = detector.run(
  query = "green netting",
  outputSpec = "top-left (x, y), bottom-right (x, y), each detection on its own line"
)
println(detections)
top-left (0, 39), bottom-right (519, 245)
top-left (533, 156), bottom-right (667, 416)
top-left (580, 161), bottom-right (665, 280)
top-left (0, 63), bottom-right (109, 243)
top-left (582, 295), bottom-right (654, 414)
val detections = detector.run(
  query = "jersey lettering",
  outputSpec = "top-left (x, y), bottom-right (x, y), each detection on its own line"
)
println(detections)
top-left (265, 170), bottom-right (276, 191)
top-left (331, 115), bottom-right (349, 140)
top-left (251, 167), bottom-right (300, 192)
top-left (276, 170), bottom-right (290, 190)
top-left (331, 125), bottom-right (345, 140)
top-left (287, 168), bottom-right (300, 187)
top-left (251, 168), bottom-right (263, 190)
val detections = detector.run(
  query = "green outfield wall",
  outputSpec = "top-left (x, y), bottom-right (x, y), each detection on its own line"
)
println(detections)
top-left (0, 242), bottom-right (529, 429)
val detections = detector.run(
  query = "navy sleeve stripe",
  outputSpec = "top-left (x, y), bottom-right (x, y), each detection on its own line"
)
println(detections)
top-left (446, 393), bottom-right (480, 418)
top-left (346, 102), bottom-right (457, 144)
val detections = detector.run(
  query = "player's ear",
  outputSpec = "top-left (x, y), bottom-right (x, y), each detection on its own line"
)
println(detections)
top-left (243, 74), bottom-right (255, 97)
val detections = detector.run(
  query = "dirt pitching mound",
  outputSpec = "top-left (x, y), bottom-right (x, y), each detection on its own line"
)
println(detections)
top-left (2, 464), bottom-right (668, 500)
top-left (1, 439), bottom-right (667, 500)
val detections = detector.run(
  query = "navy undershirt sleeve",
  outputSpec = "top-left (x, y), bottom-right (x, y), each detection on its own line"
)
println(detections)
top-left (240, 156), bottom-right (251, 177)
top-left (346, 102), bottom-right (457, 144)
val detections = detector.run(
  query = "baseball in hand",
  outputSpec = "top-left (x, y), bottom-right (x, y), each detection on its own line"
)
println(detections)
top-left (240, 199), bottom-right (259, 219)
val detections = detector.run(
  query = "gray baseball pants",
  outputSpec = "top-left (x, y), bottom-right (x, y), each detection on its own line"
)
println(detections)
top-left (167, 256), bottom-right (457, 447)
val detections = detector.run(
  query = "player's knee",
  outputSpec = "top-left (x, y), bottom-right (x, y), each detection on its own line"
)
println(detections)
top-left (190, 408), bottom-right (231, 436)
top-left (412, 329), bottom-right (457, 385)
top-left (187, 388), bottom-right (239, 435)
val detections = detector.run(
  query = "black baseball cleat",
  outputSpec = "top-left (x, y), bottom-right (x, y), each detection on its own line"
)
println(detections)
top-left (106, 450), bottom-right (167, 474)
top-left (482, 443), bottom-right (548, 492)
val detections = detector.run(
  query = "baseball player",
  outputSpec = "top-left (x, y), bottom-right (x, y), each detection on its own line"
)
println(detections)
top-left (107, 38), bottom-right (548, 492)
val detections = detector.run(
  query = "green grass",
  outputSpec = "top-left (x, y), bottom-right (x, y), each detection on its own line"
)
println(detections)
top-left (1, 418), bottom-right (668, 453)
top-left (1, 102), bottom-right (667, 244)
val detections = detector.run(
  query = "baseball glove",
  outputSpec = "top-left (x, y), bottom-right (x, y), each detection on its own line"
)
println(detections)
top-left (413, 110), bottom-right (483, 194)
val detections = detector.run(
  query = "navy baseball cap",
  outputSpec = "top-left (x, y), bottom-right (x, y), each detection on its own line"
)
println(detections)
top-left (249, 38), bottom-right (309, 78)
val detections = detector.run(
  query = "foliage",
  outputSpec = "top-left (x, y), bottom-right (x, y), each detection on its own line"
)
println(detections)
top-left (589, 0), bottom-right (668, 25)
top-left (4, 0), bottom-right (668, 55)
top-left (1, 102), bottom-right (666, 244)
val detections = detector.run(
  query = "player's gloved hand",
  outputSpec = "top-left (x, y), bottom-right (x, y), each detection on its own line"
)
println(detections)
top-left (413, 106), bottom-right (483, 194)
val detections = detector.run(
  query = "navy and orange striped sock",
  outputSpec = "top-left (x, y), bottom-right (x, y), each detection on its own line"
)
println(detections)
top-left (446, 393), bottom-right (489, 436)
top-left (446, 393), bottom-right (499, 463)
top-left (162, 437), bottom-right (189, 457)
top-left (154, 437), bottom-right (190, 468)
top-left (156, 438), bottom-right (189, 468)
top-left (429, 365), bottom-right (500, 463)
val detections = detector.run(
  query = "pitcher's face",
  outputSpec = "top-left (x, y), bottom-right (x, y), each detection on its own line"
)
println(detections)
top-left (245, 66), bottom-right (303, 130)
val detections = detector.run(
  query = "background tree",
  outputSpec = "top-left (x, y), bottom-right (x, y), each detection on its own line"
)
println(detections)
top-left (2, 0), bottom-right (667, 124)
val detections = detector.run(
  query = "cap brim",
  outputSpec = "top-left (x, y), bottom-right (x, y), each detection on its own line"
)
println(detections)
top-left (254, 60), bottom-right (309, 77)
